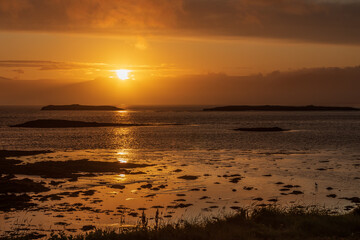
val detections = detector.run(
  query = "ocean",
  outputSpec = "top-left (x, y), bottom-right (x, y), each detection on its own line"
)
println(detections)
top-left (1, 106), bottom-right (360, 234)
top-left (1, 105), bottom-right (360, 151)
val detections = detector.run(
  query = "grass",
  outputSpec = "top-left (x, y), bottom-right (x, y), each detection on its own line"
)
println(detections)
top-left (2, 206), bottom-right (360, 240)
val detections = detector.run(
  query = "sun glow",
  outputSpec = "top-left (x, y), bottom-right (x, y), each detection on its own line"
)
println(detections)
top-left (116, 69), bottom-right (132, 80)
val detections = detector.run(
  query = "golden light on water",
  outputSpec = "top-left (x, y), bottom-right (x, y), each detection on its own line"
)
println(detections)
top-left (118, 174), bottom-right (126, 178)
top-left (116, 173), bottom-right (126, 181)
top-left (116, 69), bottom-right (132, 80)
top-left (117, 151), bottom-right (128, 163)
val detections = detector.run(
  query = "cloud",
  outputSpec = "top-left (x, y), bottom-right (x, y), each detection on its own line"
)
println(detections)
top-left (0, 0), bottom-right (182, 32)
top-left (176, 0), bottom-right (360, 44)
top-left (0, 60), bottom-right (107, 70)
top-left (0, 0), bottom-right (360, 44)
top-left (0, 60), bottom-right (175, 73)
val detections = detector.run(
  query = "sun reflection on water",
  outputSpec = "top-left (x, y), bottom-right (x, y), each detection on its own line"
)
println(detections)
top-left (117, 151), bottom-right (128, 163)
top-left (116, 173), bottom-right (127, 181)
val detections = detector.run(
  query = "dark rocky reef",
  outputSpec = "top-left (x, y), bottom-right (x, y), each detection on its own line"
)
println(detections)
top-left (234, 127), bottom-right (288, 132)
top-left (10, 119), bottom-right (146, 128)
top-left (0, 150), bottom-right (151, 179)
top-left (41, 104), bottom-right (123, 111)
top-left (0, 159), bottom-right (151, 179)
top-left (204, 105), bottom-right (359, 111)
top-left (0, 175), bottom-right (50, 194)
top-left (0, 194), bottom-right (36, 211)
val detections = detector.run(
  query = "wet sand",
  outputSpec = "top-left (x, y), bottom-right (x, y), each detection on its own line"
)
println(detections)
top-left (0, 149), bottom-right (359, 237)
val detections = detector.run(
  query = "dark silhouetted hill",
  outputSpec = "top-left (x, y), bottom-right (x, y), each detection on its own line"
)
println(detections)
top-left (204, 105), bottom-right (359, 111)
top-left (41, 104), bottom-right (123, 111)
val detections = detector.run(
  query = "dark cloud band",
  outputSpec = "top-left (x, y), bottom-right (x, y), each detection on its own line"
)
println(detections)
top-left (0, 0), bottom-right (360, 44)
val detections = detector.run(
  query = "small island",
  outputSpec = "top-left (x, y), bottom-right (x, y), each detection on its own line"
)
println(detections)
top-left (203, 105), bottom-right (359, 111)
top-left (10, 119), bottom-right (144, 128)
top-left (234, 127), bottom-right (288, 132)
top-left (41, 104), bottom-right (124, 111)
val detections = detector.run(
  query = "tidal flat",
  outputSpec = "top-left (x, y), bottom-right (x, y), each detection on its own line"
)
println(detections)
top-left (1, 148), bottom-right (359, 238)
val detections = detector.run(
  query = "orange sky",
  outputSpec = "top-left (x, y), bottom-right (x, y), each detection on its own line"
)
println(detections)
top-left (0, 0), bottom-right (360, 105)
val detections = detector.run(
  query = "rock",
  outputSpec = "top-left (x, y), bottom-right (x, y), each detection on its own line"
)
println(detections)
top-left (280, 188), bottom-right (290, 191)
top-left (50, 180), bottom-right (65, 186)
top-left (0, 194), bottom-right (36, 211)
top-left (55, 222), bottom-right (70, 226)
top-left (128, 212), bottom-right (138, 217)
top-left (229, 177), bottom-right (242, 183)
top-left (168, 203), bottom-right (193, 209)
top-left (340, 197), bottom-right (360, 203)
top-left (230, 206), bottom-right (241, 210)
top-left (111, 184), bottom-right (126, 189)
top-left (144, 194), bottom-right (156, 198)
top-left (174, 199), bottom-right (186, 202)
top-left (316, 168), bottom-right (327, 171)
top-left (140, 183), bottom-right (153, 189)
top-left (327, 194), bottom-right (337, 198)
top-left (178, 175), bottom-right (198, 180)
top-left (290, 190), bottom-right (304, 195)
top-left (0, 177), bottom-right (50, 194)
top-left (81, 225), bottom-right (96, 231)
top-left (82, 190), bottom-right (96, 196)
top-left (200, 196), bottom-right (210, 200)
top-left (0, 159), bottom-right (150, 179)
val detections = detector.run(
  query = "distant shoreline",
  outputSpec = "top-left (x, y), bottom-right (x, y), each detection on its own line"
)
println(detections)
top-left (203, 105), bottom-right (359, 111)
top-left (41, 104), bottom-right (123, 111)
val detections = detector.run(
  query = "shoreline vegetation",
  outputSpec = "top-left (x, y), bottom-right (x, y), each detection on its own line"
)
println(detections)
top-left (203, 105), bottom-right (360, 111)
top-left (41, 104), bottom-right (124, 111)
top-left (1, 206), bottom-right (360, 240)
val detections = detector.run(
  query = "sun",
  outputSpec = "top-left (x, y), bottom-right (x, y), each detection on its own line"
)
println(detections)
top-left (116, 69), bottom-right (132, 80)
